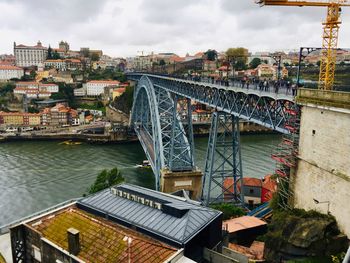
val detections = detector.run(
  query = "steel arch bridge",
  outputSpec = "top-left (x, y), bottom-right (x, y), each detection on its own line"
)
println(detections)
top-left (128, 73), bottom-right (297, 203)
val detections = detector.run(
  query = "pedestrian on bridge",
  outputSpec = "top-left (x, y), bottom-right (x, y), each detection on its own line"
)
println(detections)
top-left (263, 79), bottom-right (268, 91)
top-left (292, 84), bottom-right (297, 96)
top-left (286, 81), bottom-right (291, 95)
top-left (259, 81), bottom-right (263, 91)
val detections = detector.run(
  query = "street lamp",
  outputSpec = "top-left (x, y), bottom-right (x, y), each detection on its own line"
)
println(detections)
top-left (313, 198), bottom-right (331, 215)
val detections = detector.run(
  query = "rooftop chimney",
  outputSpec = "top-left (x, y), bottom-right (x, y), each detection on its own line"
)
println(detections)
top-left (67, 228), bottom-right (80, 256)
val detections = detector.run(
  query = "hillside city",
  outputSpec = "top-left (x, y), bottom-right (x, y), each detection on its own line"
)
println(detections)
top-left (1, 40), bottom-right (350, 137)
top-left (0, 2), bottom-right (350, 263)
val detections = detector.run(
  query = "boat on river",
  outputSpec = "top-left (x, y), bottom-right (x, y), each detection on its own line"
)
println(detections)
top-left (59, 140), bottom-right (82, 146)
top-left (136, 160), bottom-right (151, 169)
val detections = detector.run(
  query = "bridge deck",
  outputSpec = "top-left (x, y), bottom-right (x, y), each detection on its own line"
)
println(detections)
top-left (131, 73), bottom-right (295, 102)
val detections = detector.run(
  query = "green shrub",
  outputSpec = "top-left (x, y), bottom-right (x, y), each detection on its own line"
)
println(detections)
top-left (87, 167), bottom-right (124, 194)
top-left (210, 203), bottom-right (245, 220)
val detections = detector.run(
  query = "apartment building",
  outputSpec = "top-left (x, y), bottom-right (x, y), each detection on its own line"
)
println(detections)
top-left (86, 80), bottom-right (120, 96)
top-left (14, 82), bottom-right (59, 100)
top-left (0, 112), bottom-right (41, 126)
top-left (41, 104), bottom-right (78, 126)
top-left (0, 65), bottom-right (24, 80)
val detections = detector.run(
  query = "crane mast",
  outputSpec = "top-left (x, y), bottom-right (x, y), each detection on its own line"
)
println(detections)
top-left (257, 0), bottom-right (349, 90)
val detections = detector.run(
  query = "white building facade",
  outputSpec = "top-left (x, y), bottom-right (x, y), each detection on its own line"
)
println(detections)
top-left (86, 80), bottom-right (120, 96)
top-left (0, 65), bottom-right (24, 80)
top-left (14, 41), bottom-right (48, 67)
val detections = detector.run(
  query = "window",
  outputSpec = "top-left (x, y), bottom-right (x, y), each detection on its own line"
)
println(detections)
top-left (249, 189), bottom-right (254, 194)
top-left (32, 245), bottom-right (41, 262)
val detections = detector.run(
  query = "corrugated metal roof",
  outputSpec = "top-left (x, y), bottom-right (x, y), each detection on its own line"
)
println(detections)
top-left (77, 184), bottom-right (221, 246)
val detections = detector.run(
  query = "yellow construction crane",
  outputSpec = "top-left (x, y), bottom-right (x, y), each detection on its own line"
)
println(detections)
top-left (256, 0), bottom-right (350, 90)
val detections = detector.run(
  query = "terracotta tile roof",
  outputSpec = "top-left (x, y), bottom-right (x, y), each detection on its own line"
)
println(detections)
top-left (0, 65), bottom-right (23, 70)
top-left (45, 59), bottom-right (65, 62)
top-left (114, 88), bottom-right (126, 93)
top-left (66, 59), bottom-right (81, 63)
top-left (228, 241), bottom-right (265, 261)
top-left (88, 80), bottom-right (120, 85)
top-left (242, 178), bottom-right (262, 187)
top-left (0, 112), bottom-right (41, 117)
top-left (223, 216), bottom-right (267, 234)
top-left (16, 81), bottom-right (38, 85)
top-left (262, 175), bottom-right (277, 192)
top-left (28, 207), bottom-right (178, 263)
top-left (39, 83), bottom-right (58, 86)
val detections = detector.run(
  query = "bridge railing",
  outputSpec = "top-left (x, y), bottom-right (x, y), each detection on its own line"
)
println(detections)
top-left (128, 72), bottom-right (297, 97)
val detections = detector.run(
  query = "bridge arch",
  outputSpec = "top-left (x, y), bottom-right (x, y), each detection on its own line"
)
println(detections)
top-left (131, 76), bottom-right (194, 190)
top-left (131, 76), bottom-right (165, 189)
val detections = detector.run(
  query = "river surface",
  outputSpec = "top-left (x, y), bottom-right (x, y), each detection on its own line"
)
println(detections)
top-left (0, 134), bottom-right (281, 226)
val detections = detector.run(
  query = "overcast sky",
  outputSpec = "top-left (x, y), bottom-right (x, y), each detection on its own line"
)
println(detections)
top-left (1, 0), bottom-right (350, 57)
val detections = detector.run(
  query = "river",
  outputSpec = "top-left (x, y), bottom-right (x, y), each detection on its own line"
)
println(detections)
top-left (0, 134), bottom-right (281, 226)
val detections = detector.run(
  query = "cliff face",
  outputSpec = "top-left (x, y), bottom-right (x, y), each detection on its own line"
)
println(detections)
top-left (263, 209), bottom-right (348, 262)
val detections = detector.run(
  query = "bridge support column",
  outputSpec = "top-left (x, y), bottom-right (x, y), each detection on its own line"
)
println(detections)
top-left (202, 112), bottom-right (244, 206)
top-left (160, 168), bottom-right (203, 200)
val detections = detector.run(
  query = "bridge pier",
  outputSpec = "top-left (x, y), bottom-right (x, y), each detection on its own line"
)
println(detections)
top-left (202, 111), bottom-right (244, 206)
top-left (161, 168), bottom-right (203, 200)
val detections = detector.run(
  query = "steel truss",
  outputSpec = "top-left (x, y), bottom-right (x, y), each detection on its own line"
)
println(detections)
top-left (202, 112), bottom-right (244, 206)
top-left (130, 76), bottom-right (194, 190)
top-left (128, 73), bottom-right (296, 134)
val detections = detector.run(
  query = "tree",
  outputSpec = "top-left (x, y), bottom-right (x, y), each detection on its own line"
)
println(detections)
top-left (88, 167), bottom-right (125, 194)
top-left (159, 59), bottom-right (166, 66)
top-left (249, 57), bottom-right (261, 69)
top-left (226, 47), bottom-right (248, 71)
top-left (204, 49), bottom-right (218, 61)
top-left (316, 61), bottom-right (321, 67)
top-left (47, 45), bottom-right (53, 59)
top-left (210, 203), bottom-right (245, 220)
top-left (90, 53), bottom-right (100, 61)
top-left (52, 51), bottom-right (61, 59)
top-left (339, 61), bottom-right (346, 66)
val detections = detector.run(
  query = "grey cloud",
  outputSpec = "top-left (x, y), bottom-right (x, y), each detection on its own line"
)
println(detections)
top-left (0, 0), bottom-right (349, 57)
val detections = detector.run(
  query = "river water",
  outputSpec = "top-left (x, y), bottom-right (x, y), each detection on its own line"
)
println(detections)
top-left (0, 134), bottom-right (281, 226)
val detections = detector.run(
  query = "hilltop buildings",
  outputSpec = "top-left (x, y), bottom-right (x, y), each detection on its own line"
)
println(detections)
top-left (14, 82), bottom-right (59, 100)
top-left (14, 41), bottom-right (48, 67)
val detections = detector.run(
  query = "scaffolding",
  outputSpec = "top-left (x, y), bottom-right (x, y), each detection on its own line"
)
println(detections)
top-left (271, 104), bottom-right (301, 209)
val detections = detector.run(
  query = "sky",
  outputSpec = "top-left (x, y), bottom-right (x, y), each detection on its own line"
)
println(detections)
top-left (1, 0), bottom-right (350, 57)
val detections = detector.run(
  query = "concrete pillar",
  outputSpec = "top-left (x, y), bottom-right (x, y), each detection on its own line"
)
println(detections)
top-left (160, 168), bottom-right (203, 200)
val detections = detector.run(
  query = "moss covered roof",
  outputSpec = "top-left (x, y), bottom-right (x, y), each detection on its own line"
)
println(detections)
top-left (28, 207), bottom-right (177, 263)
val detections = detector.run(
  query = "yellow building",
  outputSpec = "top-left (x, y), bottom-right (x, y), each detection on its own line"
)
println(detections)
top-left (28, 114), bottom-right (41, 126)
top-left (0, 112), bottom-right (41, 126)
top-left (0, 112), bottom-right (24, 126)
top-left (36, 70), bottom-right (50, 82)
top-left (112, 87), bottom-right (126, 100)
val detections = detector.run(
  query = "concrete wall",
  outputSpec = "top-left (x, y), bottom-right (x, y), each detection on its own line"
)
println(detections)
top-left (294, 105), bottom-right (350, 237)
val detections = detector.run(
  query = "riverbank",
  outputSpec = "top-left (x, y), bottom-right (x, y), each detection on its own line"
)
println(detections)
top-left (0, 121), bottom-right (275, 144)
top-left (0, 132), bottom-right (138, 144)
